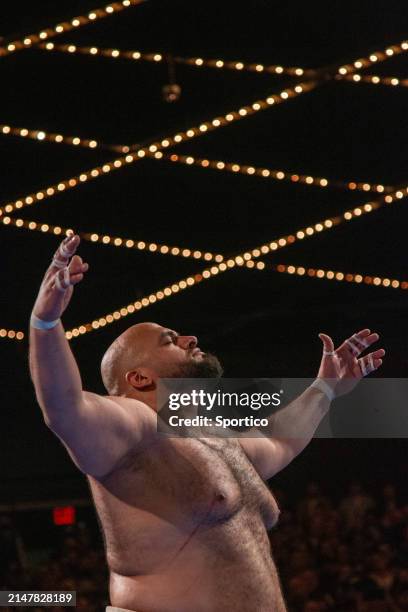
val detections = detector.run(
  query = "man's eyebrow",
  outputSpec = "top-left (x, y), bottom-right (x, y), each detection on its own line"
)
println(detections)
top-left (158, 330), bottom-right (179, 343)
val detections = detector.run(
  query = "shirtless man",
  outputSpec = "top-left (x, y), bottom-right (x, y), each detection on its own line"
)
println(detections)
top-left (29, 235), bottom-right (385, 612)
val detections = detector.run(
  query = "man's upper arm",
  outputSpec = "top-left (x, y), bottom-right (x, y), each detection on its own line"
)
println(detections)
top-left (239, 436), bottom-right (298, 481)
top-left (47, 391), bottom-right (154, 478)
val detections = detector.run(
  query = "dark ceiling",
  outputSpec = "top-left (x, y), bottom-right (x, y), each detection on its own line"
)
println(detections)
top-left (1, 1), bottom-right (408, 501)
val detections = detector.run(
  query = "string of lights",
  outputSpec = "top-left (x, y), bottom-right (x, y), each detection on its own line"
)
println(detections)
top-left (337, 40), bottom-right (408, 76)
top-left (38, 42), bottom-right (311, 77)
top-left (0, 0), bottom-right (144, 58)
top-left (337, 73), bottom-right (408, 88)
top-left (1, 216), bottom-right (223, 262)
top-left (234, 185), bottom-right (408, 262)
top-left (149, 151), bottom-right (391, 194)
top-left (0, 79), bottom-right (319, 218)
top-left (0, 123), bottom-right (126, 152)
top-left (270, 263), bottom-right (408, 290)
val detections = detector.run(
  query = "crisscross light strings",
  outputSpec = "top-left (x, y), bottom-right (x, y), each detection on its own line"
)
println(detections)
top-left (2, 19), bottom-right (408, 340)
top-left (0, 79), bottom-right (318, 218)
top-left (63, 184), bottom-right (408, 338)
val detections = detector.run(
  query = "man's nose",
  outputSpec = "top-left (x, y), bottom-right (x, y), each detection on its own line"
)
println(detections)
top-left (178, 335), bottom-right (198, 350)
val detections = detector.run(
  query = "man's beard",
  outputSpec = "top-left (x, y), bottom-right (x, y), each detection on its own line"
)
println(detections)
top-left (165, 352), bottom-right (223, 379)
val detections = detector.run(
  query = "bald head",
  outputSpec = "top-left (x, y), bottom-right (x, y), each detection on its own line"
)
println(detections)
top-left (101, 322), bottom-right (161, 395)
top-left (101, 322), bottom-right (223, 397)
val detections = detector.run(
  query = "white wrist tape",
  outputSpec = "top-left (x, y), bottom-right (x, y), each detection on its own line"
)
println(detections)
top-left (311, 378), bottom-right (335, 401)
top-left (30, 313), bottom-right (60, 330)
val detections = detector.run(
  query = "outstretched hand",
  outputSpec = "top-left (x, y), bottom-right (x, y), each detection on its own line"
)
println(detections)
top-left (32, 234), bottom-right (89, 322)
top-left (317, 329), bottom-right (385, 398)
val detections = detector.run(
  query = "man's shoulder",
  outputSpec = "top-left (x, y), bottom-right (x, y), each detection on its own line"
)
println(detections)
top-left (105, 394), bottom-right (156, 423)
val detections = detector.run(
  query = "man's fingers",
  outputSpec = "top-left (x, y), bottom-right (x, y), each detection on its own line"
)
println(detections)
top-left (319, 333), bottom-right (335, 355)
top-left (339, 329), bottom-right (380, 358)
top-left (69, 254), bottom-right (89, 275)
top-left (48, 234), bottom-right (80, 275)
top-left (358, 349), bottom-right (385, 377)
top-left (53, 259), bottom-right (89, 292)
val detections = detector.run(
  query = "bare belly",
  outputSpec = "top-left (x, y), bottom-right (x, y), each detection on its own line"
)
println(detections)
top-left (88, 437), bottom-right (286, 612)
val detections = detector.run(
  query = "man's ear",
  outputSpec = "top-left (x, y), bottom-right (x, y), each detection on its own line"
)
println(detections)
top-left (126, 368), bottom-right (155, 390)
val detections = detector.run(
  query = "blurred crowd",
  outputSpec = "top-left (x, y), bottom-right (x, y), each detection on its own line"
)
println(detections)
top-left (0, 481), bottom-right (407, 611)
top-left (273, 482), bottom-right (408, 611)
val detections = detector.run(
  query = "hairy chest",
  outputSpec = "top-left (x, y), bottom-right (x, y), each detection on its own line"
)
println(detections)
top-left (101, 437), bottom-right (279, 529)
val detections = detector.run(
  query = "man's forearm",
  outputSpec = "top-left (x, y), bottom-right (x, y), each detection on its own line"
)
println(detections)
top-left (29, 322), bottom-right (84, 425)
top-left (263, 386), bottom-right (331, 456)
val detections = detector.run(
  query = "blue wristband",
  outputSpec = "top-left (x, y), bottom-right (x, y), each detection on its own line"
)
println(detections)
top-left (30, 313), bottom-right (60, 330)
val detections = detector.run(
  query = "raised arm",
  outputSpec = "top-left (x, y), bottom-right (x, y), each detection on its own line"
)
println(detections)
top-left (240, 330), bottom-right (385, 480)
top-left (29, 235), bottom-right (151, 478)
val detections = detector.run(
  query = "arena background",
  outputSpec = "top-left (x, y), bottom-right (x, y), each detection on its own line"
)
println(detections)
top-left (0, 1), bottom-right (407, 609)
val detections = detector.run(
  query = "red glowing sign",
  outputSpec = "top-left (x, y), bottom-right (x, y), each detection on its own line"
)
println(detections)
top-left (53, 506), bottom-right (76, 525)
